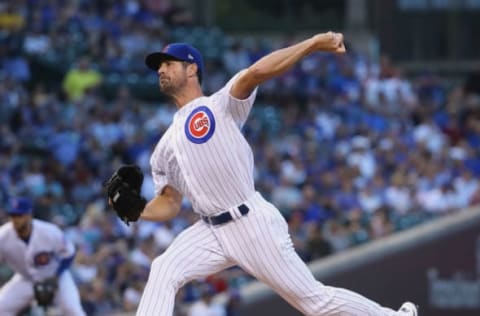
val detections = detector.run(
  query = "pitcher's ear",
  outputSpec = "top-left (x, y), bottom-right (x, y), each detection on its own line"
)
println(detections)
top-left (188, 63), bottom-right (198, 78)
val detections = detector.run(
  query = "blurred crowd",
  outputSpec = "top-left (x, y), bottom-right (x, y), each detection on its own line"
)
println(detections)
top-left (1, 1), bottom-right (480, 315)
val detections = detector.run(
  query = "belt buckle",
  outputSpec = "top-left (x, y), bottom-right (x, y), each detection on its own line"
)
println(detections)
top-left (203, 216), bottom-right (215, 226)
top-left (202, 215), bottom-right (212, 225)
top-left (207, 216), bottom-right (214, 225)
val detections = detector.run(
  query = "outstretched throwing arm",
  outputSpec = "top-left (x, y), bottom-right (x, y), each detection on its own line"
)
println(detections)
top-left (230, 31), bottom-right (345, 99)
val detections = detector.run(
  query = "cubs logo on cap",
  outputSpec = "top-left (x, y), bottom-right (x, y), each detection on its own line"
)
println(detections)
top-left (8, 197), bottom-right (33, 216)
top-left (184, 106), bottom-right (216, 144)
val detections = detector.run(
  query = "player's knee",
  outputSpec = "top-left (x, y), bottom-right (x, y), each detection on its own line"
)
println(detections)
top-left (150, 255), bottom-right (184, 289)
top-left (151, 253), bottom-right (179, 273)
top-left (0, 298), bottom-right (28, 316)
top-left (150, 255), bottom-right (167, 272)
top-left (298, 285), bottom-right (336, 315)
top-left (0, 305), bottom-right (20, 316)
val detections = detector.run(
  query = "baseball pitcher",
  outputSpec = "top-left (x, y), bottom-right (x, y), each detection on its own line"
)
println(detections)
top-left (105, 32), bottom-right (418, 316)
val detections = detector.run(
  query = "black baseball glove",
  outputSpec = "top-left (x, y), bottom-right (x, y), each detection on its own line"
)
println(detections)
top-left (104, 165), bottom-right (147, 225)
top-left (33, 277), bottom-right (57, 308)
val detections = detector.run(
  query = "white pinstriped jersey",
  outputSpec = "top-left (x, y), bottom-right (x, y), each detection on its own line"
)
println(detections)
top-left (0, 219), bottom-right (75, 282)
top-left (150, 71), bottom-right (258, 216)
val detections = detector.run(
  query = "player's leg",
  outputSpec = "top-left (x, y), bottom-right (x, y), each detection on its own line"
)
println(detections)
top-left (218, 193), bottom-right (401, 316)
top-left (0, 274), bottom-right (34, 316)
top-left (55, 271), bottom-right (86, 316)
top-left (136, 220), bottom-right (235, 316)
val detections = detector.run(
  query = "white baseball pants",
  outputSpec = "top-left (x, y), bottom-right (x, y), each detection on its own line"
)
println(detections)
top-left (137, 192), bottom-right (401, 316)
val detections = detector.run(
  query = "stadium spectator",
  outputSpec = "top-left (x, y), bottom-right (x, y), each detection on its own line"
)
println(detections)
top-left (62, 56), bottom-right (103, 101)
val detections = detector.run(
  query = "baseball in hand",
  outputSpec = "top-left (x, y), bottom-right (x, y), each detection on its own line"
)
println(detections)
top-left (314, 31), bottom-right (346, 53)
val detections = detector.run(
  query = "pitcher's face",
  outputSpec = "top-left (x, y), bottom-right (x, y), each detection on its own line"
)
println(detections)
top-left (157, 60), bottom-right (189, 96)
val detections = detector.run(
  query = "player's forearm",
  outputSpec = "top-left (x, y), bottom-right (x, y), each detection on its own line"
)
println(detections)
top-left (231, 32), bottom-right (344, 99)
top-left (247, 32), bottom-right (341, 83)
top-left (140, 192), bottom-right (182, 222)
top-left (247, 37), bottom-right (317, 82)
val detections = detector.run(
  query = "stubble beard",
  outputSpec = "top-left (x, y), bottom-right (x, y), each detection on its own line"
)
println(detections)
top-left (159, 75), bottom-right (187, 97)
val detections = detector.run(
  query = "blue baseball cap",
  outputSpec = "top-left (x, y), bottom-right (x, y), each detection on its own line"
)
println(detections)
top-left (8, 197), bottom-right (33, 216)
top-left (145, 43), bottom-right (204, 83)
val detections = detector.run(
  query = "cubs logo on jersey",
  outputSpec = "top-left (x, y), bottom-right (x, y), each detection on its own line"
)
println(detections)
top-left (33, 251), bottom-right (53, 266)
top-left (184, 106), bottom-right (216, 144)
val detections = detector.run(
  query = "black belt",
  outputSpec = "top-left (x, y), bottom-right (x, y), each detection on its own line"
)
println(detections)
top-left (202, 204), bottom-right (249, 226)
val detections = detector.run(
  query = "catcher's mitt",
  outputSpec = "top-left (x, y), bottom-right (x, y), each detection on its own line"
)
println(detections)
top-left (104, 165), bottom-right (147, 225)
top-left (33, 277), bottom-right (57, 308)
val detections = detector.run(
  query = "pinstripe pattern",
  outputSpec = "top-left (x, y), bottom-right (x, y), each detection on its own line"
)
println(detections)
top-left (172, 99), bottom-right (255, 215)
top-left (136, 221), bottom-right (235, 315)
top-left (151, 126), bottom-right (189, 196)
top-left (136, 192), bottom-right (401, 315)
top-left (150, 72), bottom-right (257, 216)
top-left (143, 71), bottom-right (406, 315)
top-left (213, 193), bottom-right (399, 316)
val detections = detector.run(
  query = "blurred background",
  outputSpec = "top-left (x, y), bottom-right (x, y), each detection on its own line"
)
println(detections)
top-left (0, 0), bottom-right (480, 315)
